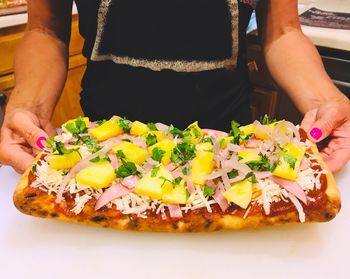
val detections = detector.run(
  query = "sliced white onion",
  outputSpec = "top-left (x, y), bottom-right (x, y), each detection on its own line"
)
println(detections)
top-left (156, 122), bottom-right (169, 133)
top-left (221, 157), bottom-right (251, 175)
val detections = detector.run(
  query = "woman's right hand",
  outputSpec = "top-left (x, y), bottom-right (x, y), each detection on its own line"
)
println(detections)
top-left (0, 109), bottom-right (56, 173)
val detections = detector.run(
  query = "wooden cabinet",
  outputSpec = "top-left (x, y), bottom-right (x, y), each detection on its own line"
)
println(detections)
top-left (0, 15), bottom-right (86, 128)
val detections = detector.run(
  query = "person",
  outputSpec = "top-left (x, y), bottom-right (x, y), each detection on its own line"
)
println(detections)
top-left (0, 0), bottom-right (349, 174)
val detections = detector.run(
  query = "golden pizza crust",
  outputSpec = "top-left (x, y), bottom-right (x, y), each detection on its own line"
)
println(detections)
top-left (13, 146), bottom-right (341, 232)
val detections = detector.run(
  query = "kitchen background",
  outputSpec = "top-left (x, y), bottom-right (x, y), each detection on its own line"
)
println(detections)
top-left (0, 0), bottom-right (349, 127)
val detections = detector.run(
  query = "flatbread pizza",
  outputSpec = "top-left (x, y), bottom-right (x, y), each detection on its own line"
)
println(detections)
top-left (13, 116), bottom-right (341, 232)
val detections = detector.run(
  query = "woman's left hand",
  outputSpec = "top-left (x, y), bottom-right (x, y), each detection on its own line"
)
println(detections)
top-left (301, 98), bottom-right (350, 173)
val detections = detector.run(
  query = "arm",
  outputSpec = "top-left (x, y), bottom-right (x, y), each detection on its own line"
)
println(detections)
top-left (0, 0), bottom-right (73, 172)
top-left (256, 0), bottom-right (350, 172)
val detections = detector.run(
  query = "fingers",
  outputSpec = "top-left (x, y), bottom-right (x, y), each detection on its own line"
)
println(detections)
top-left (306, 105), bottom-right (345, 143)
top-left (322, 149), bottom-right (350, 173)
top-left (8, 113), bottom-right (49, 149)
top-left (0, 143), bottom-right (35, 173)
top-left (300, 109), bottom-right (317, 131)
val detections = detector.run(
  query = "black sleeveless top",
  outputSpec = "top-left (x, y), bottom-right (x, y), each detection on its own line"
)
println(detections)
top-left (74, 0), bottom-right (257, 131)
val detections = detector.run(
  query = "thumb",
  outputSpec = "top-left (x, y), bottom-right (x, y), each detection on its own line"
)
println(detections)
top-left (307, 107), bottom-right (344, 143)
top-left (10, 114), bottom-right (49, 149)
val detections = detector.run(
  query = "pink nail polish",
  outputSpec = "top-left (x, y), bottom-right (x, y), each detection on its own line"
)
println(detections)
top-left (36, 136), bottom-right (47, 149)
top-left (310, 128), bottom-right (322, 141)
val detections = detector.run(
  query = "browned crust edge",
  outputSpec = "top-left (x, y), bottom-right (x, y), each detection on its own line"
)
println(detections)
top-left (13, 148), bottom-right (341, 232)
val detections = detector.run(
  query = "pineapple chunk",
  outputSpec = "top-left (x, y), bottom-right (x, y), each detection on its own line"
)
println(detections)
top-left (223, 180), bottom-right (253, 209)
top-left (130, 121), bottom-right (149, 136)
top-left (48, 151), bottom-right (81, 170)
top-left (112, 141), bottom-right (147, 165)
top-left (196, 142), bottom-right (213, 153)
top-left (162, 184), bottom-right (187, 204)
top-left (239, 124), bottom-right (255, 136)
top-left (237, 150), bottom-right (261, 164)
top-left (75, 162), bottom-right (116, 189)
top-left (184, 121), bottom-right (203, 143)
top-left (135, 166), bottom-right (173, 200)
top-left (153, 131), bottom-right (166, 142)
top-left (218, 136), bottom-right (233, 149)
top-left (190, 151), bottom-right (215, 185)
top-left (148, 139), bottom-right (175, 165)
top-left (89, 116), bottom-right (123, 141)
top-left (273, 143), bottom-right (306, 180)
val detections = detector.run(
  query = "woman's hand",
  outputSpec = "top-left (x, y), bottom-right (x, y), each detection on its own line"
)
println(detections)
top-left (301, 99), bottom-right (350, 173)
top-left (0, 109), bottom-right (56, 173)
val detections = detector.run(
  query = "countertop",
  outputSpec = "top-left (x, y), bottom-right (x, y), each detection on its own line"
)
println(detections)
top-left (0, 163), bottom-right (349, 279)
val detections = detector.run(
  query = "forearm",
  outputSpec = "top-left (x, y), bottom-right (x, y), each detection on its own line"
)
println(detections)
top-left (7, 27), bottom-right (69, 119)
top-left (264, 30), bottom-right (347, 113)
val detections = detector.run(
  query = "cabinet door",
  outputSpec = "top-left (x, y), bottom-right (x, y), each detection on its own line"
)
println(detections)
top-left (250, 87), bottom-right (277, 121)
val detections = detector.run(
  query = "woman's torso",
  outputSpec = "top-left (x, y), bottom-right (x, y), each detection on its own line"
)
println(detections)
top-left (74, 0), bottom-right (257, 130)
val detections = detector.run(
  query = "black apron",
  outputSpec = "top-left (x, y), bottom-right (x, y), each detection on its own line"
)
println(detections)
top-left (74, 0), bottom-right (256, 131)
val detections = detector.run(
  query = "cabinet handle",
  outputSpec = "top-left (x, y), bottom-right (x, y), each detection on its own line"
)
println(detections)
top-left (247, 61), bottom-right (258, 73)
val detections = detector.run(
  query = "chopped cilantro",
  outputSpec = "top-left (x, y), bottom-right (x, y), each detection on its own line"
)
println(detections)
top-left (151, 147), bottom-right (166, 162)
top-left (151, 166), bottom-right (160, 178)
top-left (186, 189), bottom-right (190, 200)
top-left (203, 184), bottom-right (215, 197)
top-left (171, 143), bottom-right (196, 166)
top-left (46, 137), bottom-right (55, 149)
top-left (169, 125), bottom-right (183, 137)
top-left (96, 119), bottom-right (107, 126)
top-left (146, 134), bottom-right (157, 146)
top-left (182, 167), bottom-right (188, 175)
top-left (147, 123), bottom-right (158, 131)
top-left (283, 154), bottom-right (297, 169)
top-left (90, 156), bottom-right (110, 163)
top-left (115, 162), bottom-right (138, 178)
top-left (31, 164), bottom-right (37, 174)
top-left (118, 118), bottom-right (131, 132)
top-left (116, 150), bottom-right (126, 159)
top-left (80, 136), bottom-right (101, 153)
top-left (227, 169), bottom-right (239, 179)
top-left (173, 177), bottom-right (182, 185)
top-left (56, 142), bottom-right (77, 155)
top-left (64, 116), bottom-right (87, 135)
top-left (201, 137), bottom-right (213, 144)
top-left (244, 172), bottom-right (258, 184)
top-left (246, 153), bottom-right (276, 172)
top-left (260, 114), bottom-right (277, 125)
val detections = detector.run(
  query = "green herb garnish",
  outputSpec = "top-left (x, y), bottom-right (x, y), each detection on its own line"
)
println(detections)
top-left (171, 143), bottom-right (196, 166)
top-left (115, 162), bottom-right (138, 178)
top-left (260, 114), bottom-right (277, 125)
top-left (151, 147), bottom-right (166, 162)
top-left (283, 154), bottom-right (297, 169)
top-left (146, 134), bottom-right (157, 146)
top-left (151, 166), bottom-right (161, 177)
top-left (169, 125), bottom-right (183, 137)
top-left (118, 118), bottom-right (131, 132)
top-left (147, 123), bottom-right (158, 131)
top-left (227, 169), bottom-right (239, 179)
top-left (203, 184), bottom-right (215, 197)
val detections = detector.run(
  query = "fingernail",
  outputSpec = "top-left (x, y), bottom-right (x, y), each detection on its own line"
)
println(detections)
top-left (310, 128), bottom-right (322, 140)
top-left (36, 136), bottom-right (47, 149)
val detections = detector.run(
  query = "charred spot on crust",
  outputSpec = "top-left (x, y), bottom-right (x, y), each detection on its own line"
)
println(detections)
top-left (38, 210), bottom-right (48, 217)
top-left (91, 216), bottom-right (107, 222)
top-left (25, 193), bottom-right (37, 199)
top-left (324, 212), bottom-right (333, 220)
top-left (50, 213), bottom-right (58, 218)
top-left (171, 222), bottom-right (178, 230)
top-left (128, 218), bottom-right (139, 229)
top-left (205, 219), bottom-right (212, 229)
